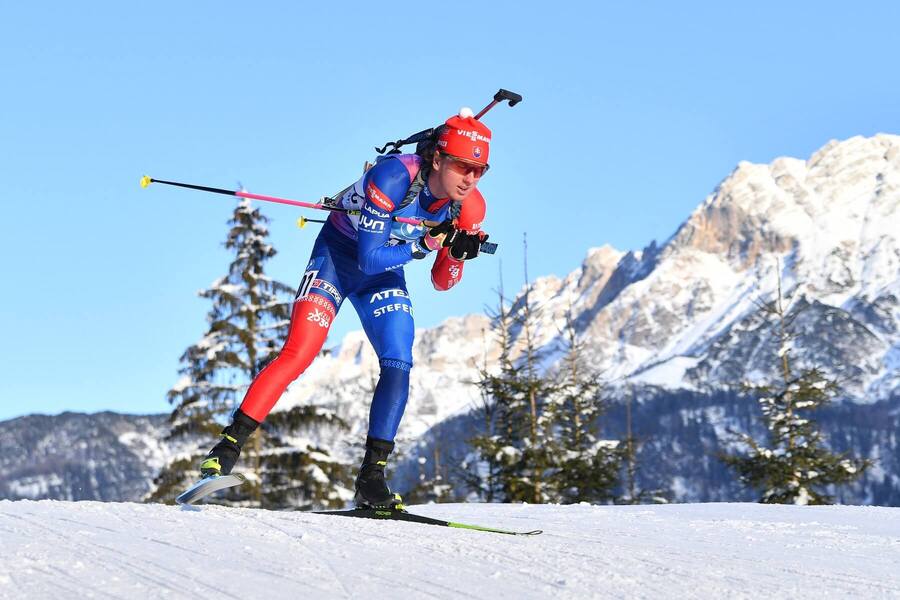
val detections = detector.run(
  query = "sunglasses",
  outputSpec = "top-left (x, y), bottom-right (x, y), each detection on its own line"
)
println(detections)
top-left (439, 152), bottom-right (490, 178)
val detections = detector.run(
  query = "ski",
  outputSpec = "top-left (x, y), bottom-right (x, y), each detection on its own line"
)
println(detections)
top-left (176, 481), bottom-right (541, 535)
top-left (313, 507), bottom-right (542, 536)
top-left (176, 473), bottom-right (247, 505)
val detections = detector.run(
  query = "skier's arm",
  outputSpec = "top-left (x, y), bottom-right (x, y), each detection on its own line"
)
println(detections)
top-left (357, 162), bottom-right (416, 275)
top-left (431, 247), bottom-right (465, 290)
top-left (430, 189), bottom-right (487, 290)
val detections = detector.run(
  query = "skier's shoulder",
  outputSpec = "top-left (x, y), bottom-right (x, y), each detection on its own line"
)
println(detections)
top-left (367, 153), bottom-right (424, 184)
top-left (459, 188), bottom-right (486, 231)
top-left (364, 154), bottom-right (424, 212)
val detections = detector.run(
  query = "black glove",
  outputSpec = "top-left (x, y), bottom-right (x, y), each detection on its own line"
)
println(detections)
top-left (449, 232), bottom-right (488, 261)
top-left (412, 219), bottom-right (457, 259)
top-left (429, 219), bottom-right (472, 251)
top-left (428, 219), bottom-right (457, 244)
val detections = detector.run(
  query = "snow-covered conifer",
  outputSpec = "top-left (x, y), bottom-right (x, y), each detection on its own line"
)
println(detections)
top-left (544, 309), bottom-right (623, 504)
top-left (149, 200), bottom-right (348, 507)
top-left (722, 269), bottom-right (871, 504)
top-left (466, 280), bottom-right (533, 502)
top-left (467, 238), bottom-right (562, 503)
top-left (405, 445), bottom-right (455, 505)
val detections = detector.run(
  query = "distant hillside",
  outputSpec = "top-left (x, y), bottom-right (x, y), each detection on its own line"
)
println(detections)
top-left (0, 412), bottom-right (183, 501)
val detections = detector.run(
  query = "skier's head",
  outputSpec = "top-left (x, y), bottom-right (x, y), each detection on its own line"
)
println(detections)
top-left (430, 108), bottom-right (491, 202)
top-left (436, 109), bottom-right (491, 167)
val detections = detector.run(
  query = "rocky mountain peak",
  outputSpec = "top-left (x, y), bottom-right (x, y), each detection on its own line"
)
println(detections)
top-left (668, 134), bottom-right (900, 274)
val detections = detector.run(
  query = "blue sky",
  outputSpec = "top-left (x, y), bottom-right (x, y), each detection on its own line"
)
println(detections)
top-left (1, 2), bottom-right (898, 420)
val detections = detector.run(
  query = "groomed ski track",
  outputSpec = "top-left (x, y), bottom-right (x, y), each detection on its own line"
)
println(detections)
top-left (1, 501), bottom-right (898, 599)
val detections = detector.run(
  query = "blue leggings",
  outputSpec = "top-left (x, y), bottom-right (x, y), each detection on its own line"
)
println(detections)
top-left (303, 226), bottom-right (414, 441)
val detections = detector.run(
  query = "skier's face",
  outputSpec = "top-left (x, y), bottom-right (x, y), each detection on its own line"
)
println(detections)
top-left (432, 152), bottom-right (486, 202)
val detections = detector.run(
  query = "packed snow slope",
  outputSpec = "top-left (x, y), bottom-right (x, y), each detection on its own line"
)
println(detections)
top-left (2, 500), bottom-right (898, 599)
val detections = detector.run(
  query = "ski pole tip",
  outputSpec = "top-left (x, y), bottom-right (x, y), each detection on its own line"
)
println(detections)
top-left (297, 216), bottom-right (307, 229)
top-left (140, 175), bottom-right (152, 189)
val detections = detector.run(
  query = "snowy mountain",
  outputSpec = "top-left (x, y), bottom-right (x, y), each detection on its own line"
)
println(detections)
top-left (510, 133), bottom-right (898, 396)
top-left (2, 500), bottom-right (898, 598)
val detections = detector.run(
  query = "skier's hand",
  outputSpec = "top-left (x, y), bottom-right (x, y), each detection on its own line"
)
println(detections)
top-left (449, 231), bottom-right (488, 261)
top-left (426, 219), bottom-right (456, 250)
top-left (414, 219), bottom-right (456, 256)
top-left (412, 219), bottom-right (454, 259)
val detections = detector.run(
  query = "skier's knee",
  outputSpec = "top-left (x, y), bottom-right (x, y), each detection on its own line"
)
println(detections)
top-left (273, 345), bottom-right (317, 380)
top-left (379, 357), bottom-right (412, 372)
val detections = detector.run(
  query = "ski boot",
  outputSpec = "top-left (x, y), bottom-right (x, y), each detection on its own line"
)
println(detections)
top-left (199, 409), bottom-right (260, 478)
top-left (354, 436), bottom-right (404, 509)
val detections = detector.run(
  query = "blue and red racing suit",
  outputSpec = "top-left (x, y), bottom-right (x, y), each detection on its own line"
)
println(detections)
top-left (237, 154), bottom-right (484, 442)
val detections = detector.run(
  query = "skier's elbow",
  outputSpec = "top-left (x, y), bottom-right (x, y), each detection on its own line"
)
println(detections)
top-left (431, 274), bottom-right (459, 291)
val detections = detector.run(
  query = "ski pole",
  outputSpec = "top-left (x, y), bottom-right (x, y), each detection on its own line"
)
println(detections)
top-left (297, 216), bottom-right (327, 229)
top-left (474, 89), bottom-right (523, 121)
top-left (141, 175), bottom-right (422, 226)
top-left (141, 176), bottom-right (498, 254)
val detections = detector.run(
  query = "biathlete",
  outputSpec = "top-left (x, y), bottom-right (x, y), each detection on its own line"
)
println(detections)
top-left (199, 109), bottom-right (493, 508)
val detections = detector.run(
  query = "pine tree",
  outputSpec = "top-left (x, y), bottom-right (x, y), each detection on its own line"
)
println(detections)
top-left (721, 269), bottom-right (871, 505)
top-left (616, 387), bottom-right (670, 504)
top-left (619, 390), bottom-right (641, 504)
top-left (460, 326), bottom-right (506, 502)
top-left (467, 237), bottom-right (561, 504)
top-left (149, 199), bottom-right (349, 507)
top-left (466, 278), bottom-right (533, 502)
top-left (257, 405), bottom-right (353, 510)
top-left (543, 309), bottom-right (623, 504)
top-left (405, 444), bottom-right (455, 504)
top-left (510, 246), bottom-right (555, 503)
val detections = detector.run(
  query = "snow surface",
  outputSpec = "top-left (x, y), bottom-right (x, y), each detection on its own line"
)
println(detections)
top-left (629, 356), bottom-right (702, 389)
top-left (1, 500), bottom-right (899, 599)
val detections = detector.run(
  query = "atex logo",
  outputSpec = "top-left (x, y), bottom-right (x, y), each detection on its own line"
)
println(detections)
top-left (359, 214), bottom-right (385, 232)
top-left (370, 289), bottom-right (409, 303)
top-left (456, 129), bottom-right (491, 143)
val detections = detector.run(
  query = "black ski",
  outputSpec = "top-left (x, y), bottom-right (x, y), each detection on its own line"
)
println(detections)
top-left (175, 477), bottom-right (541, 536)
top-left (313, 507), bottom-right (542, 536)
